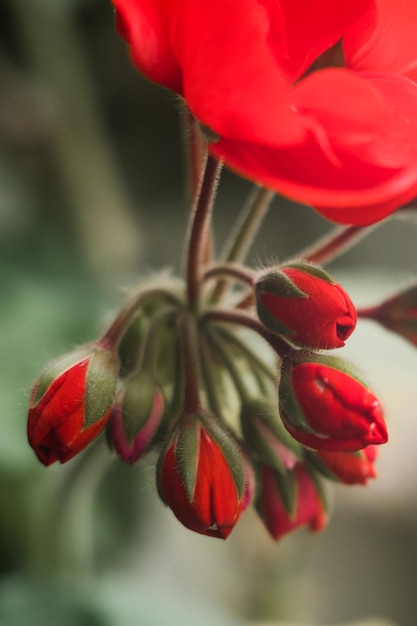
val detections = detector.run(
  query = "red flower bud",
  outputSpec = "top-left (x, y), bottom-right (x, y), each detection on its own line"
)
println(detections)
top-left (279, 357), bottom-right (388, 452)
top-left (157, 415), bottom-right (248, 539)
top-left (310, 446), bottom-right (377, 485)
top-left (110, 372), bottom-right (164, 464)
top-left (258, 464), bottom-right (327, 541)
top-left (256, 262), bottom-right (357, 349)
top-left (360, 282), bottom-right (417, 348)
top-left (28, 343), bottom-right (119, 466)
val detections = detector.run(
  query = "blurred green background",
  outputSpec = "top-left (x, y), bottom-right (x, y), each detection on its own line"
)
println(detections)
top-left (1, 1), bottom-right (417, 624)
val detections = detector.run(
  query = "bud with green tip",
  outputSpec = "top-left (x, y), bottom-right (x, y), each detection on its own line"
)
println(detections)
top-left (27, 342), bottom-right (119, 466)
top-left (255, 261), bottom-right (357, 349)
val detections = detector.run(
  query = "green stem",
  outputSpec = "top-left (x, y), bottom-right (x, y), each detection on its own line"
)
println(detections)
top-left (198, 331), bottom-right (225, 418)
top-left (212, 186), bottom-right (274, 303)
top-left (140, 306), bottom-right (180, 374)
top-left (184, 155), bottom-right (223, 307)
top-left (292, 224), bottom-right (372, 266)
top-left (204, 262), bottom-right (257, 287)
top-left (213, 326), bottom-right (277, 384)
top-left (100, 284), bottom-right (182, 350)
top-left (223, 186), bottom-right (275, 262)
top-left (177, 312), bottom-right (203, 413)
top-left (206, 327), bottom-right (250, 404)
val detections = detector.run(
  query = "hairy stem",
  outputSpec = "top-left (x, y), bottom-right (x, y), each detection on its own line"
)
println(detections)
top-left (184, 154), bottom-right (223, 307)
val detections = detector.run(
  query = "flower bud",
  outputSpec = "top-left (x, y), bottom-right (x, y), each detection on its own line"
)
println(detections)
top-left (255, 262), bottom-right (357, 349)
top-left (279, 356), bottom-right (388, 452)
top-left (257, 463), bottom-right (327, 541)
top-left (360, 283), bottom-right (417, 348)
top-left (110, 372), bottom-right (164, 464)
top-left (28, 343), bottom-right (119, 466)
top-left (307, 445), bottom-right (377, 485)
top-left (157, 412), bottom-right (248, 539)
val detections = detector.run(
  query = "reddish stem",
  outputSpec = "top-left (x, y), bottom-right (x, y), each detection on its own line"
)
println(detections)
top-left (184, 154), bottom-right (223, 307)
top-left (204, 308), bottom-right (292, 358)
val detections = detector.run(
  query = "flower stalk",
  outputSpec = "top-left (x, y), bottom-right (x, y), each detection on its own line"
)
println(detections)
top-left (184, 154), bottom-right (223, 307)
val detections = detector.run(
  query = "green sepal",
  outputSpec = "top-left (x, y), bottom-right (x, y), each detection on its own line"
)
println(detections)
top-left (284, 261), bottom-right (336, 285)
top-left (84, 346), bottom-right (119, 428)
top-left (278, 358), bottom-right (315, 433)
top-left (256, 269), bottom-right (306, 299)
top-left (303, 449), bottom-right (339, 482)
top-left (30, 344), bottom-right (94, 408)
top-left (307, 467), bottom-right (329, 515)
top-left (175, 417), bottom-right (201, 502)
top-left (199, 410), bottom-right (246, 500)
top-left (291, 351), bottom-right (368, 387)
top-left (273, 467), bottom-right (297, 517)
top-left (240, 399), bottom-right (302, 473)
top-left (255, 270), bottom-right (305, 337)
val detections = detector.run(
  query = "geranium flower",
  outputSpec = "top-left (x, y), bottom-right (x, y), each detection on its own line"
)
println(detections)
top-left (114, 0), bottom-right (417, 225)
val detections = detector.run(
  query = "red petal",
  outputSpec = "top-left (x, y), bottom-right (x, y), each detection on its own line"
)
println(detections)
top-left (177, 0), bottom-right (308, 146)
top-left (210, 72), bottom-right (417, 224)
top-left (113, 0), bottom-right (182, 92)
top-left (277, 0), bottom-right (375, 80)
top-left (346, 0), bottom-right (417, 83)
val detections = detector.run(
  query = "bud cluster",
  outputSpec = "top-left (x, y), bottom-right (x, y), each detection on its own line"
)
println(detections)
top-left (27, 262), bottom-right (388, 541)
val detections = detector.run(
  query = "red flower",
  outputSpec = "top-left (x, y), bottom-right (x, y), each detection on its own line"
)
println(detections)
top-left (110, 372), bottom-right (164, 464)
top-left (255, 262), bottom-right (357, 349)
top-left (158, 417), bottom-right (248, 539)
top-left (114, 0), bottom-right (417, 225)
top-left (258, 464), bottom-right (327, 541)
top-left (28, 344), bottom-right (119, 466)
top-left (312, 445), bottom-right (377, 485)
top-left (279, 357), bottom-right (388, 452)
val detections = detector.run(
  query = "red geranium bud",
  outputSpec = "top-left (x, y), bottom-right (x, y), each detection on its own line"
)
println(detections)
top-left (256, 262), bottom-right (357, 349)
top-left (258, 464), bottom-right (327, 541)
top-left (279, 356), bottom-right (388, 452)
top-left (309, 446), bottom-right (377, 485)
top-left (28, 343), bottom-right (119, 466)
top-left (360, 282), bottom-right (417, 348)
top-left (157, 415), bottom-right (247, 539)
top-left (110, 372), bottom-right (164, 464)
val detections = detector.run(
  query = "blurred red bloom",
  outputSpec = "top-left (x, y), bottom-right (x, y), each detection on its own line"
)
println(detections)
top-left (313, 445), bottom-right (378, 484)
top-left (114, 0), bottom-right (417, 225)
top-left (258, 464), bottom-right (327, 541)
top-left (256, 262), bottom-right (357, 349)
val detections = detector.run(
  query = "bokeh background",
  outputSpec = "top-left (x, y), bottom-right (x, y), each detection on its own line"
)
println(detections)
top-left (1, 1), bottom-right (417, 624)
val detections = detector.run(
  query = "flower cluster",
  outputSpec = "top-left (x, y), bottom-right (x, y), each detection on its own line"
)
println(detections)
top-left (28, 261), bottom-right (387, 541)
top-left (26, 0), bottom-right (417, 544)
